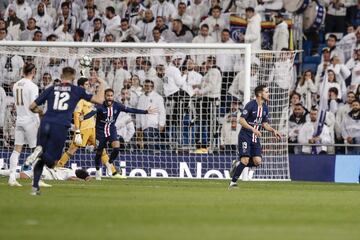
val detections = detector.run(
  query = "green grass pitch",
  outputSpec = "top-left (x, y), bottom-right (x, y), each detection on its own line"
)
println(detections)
top-left (0, 178), bottom-right (360, 240)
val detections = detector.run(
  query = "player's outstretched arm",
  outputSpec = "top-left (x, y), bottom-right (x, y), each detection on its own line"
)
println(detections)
top-left (239, 117), bottom-right (261, 137)
top-left (29, 102), bottom-right (44, 117)
top-left (90, 77), bottom-right (105, 104)
top-left (119, 103), bottom-right (158, 115)
top-left (262, 122), bottom-right (282, 140)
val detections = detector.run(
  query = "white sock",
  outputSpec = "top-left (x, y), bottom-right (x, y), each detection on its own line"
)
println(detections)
top-left (241, 167), bottom-right (249, 181)
top-left (9, 151), bottom-right (20, 181)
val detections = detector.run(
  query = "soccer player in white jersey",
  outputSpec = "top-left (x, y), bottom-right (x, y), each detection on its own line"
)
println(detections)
top-left (0, 166), bottom-right (91, 181)
top-left (8, 63), bottom-right (41, 187)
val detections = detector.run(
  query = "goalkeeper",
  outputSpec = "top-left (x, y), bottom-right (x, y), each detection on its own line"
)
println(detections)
top-left (57, 77), bottom-right (121, 178)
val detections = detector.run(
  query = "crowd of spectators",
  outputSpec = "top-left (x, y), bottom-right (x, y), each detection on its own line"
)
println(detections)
top-left (0, 0), bottom-right (359, 154)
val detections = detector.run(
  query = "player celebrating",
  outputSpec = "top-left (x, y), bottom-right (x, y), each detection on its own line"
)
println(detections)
top-left (57, 78), bottom-right (120, 178)
top-left (229, 85), bottom-right (281, 188)
top-left (8, 63), bottom-right (40, 187)
top-left (85, 88), bottom-right (156, 180)
top-left (24, 67), bottom-right (105, 195)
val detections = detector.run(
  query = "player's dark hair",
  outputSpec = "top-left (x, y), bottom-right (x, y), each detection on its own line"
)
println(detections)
top-left (254, 84), bottom-right (267, 97)
top-left (75, 169), bottom-right (89, 180)
top-left (105, 88), bottom-right (114, 94)
top-left (23, 62), bottom-right (36, 75)
top-left (62, 67), bottom-right (76, 75)
top-left (62, 67), bottom-right (76, 80)
top-left (77, 77), bottom-right (88, 87)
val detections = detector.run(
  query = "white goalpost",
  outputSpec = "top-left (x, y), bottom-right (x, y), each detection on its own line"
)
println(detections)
top-left (0, 41), bottom-right (293, 180)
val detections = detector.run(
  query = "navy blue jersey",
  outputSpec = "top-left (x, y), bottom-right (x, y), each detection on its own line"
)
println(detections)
top-left (95, 101), bottom-right (147, 137)
top-left (239, 99), bottom-right (269, 143)
top-left (35, 83), bottom-right (93, 127)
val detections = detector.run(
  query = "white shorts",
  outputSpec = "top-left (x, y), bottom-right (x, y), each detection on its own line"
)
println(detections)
top-left (14, 121), bottom-right (39, 148)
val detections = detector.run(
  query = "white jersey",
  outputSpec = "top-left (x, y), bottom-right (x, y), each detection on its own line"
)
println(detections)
top-left (42, 167), bottom-right (76, 180)
top-left (23, 167), bottom-right (76, 180)
top-left (13, 78), bottom-right (40, 125)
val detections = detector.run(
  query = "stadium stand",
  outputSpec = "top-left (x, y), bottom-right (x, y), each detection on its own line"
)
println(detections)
top-left (0, 0), bottom-right (359, 156)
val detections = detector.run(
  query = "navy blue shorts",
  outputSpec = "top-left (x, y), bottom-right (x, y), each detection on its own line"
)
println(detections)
top-left (37, 121), bottom-right (68, 166)
top-left (238, 133), bottom-right (262, 158)
top-left (96, 128), bottom-right (118, 150)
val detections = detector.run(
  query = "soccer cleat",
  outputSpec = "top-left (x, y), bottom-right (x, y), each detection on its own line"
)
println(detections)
top-left (30, 187), bottom-right (41, 196)
top-left (8, 179), bottom-right (22, 187)
top-left (112, 173), bottom-right (127, 179)
top-left (228, 181), bottom-right (238, 189)
top-left (95, 170), bottom-right (102, 180)
top-left (39, 180), bottom-right (52, 188)
top-left (24, 146), bottom-right (43, 168)
top-left (229, 160), bottom-right (239, 178)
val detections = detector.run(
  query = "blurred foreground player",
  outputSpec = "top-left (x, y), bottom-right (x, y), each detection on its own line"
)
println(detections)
top-left (24, 67), bottom-right (105, 195)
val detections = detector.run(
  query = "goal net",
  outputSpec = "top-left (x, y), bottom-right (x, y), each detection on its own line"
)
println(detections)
top-left (0, 42), bottom-right (295, 180)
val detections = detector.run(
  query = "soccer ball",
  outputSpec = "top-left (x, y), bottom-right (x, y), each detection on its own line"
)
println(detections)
top-left (79, 55), bottom-right (92, 68)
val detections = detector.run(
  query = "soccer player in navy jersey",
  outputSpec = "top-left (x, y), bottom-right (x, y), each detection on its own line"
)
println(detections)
top-left (25, 67), bottom-right (106, 195)
top-left (85, 88), bottom-right (156, 180)
top-left (229, 85), bottom-right (281, 188)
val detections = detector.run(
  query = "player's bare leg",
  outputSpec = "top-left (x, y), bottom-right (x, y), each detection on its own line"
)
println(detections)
top-left (229, 157), bottom-right (249, 188)
top-left (248, 156), bottom-right (261, 180)
top-left (8, 145), bottom-right (23, 187)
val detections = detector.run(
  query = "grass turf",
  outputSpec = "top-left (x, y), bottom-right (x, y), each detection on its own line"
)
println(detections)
top-left (0, 178), bottom-right (360, 240)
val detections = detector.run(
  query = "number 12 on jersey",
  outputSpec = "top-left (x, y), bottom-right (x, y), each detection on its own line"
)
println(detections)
top-left (53, 91), bottom-right (70, 110)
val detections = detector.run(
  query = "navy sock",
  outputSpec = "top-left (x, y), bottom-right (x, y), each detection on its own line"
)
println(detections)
top-left (231, 162), bottom-right (247, 182)
top-left (33, 158), bottom-right (45, 189)
top-left (95, 153), bottom-right (101, 170)
top-left (109, 148), bottom-right (120, 164)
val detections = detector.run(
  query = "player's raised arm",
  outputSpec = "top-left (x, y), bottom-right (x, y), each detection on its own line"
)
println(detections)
top-left (118, 102), bottom-right (158, 115)
top-left (90, 77), bottom-right (105, 104)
